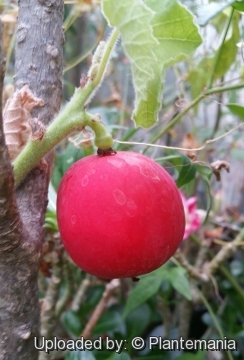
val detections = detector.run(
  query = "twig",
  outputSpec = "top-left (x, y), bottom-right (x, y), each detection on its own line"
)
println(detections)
top-left (81, 279), bottom-right (120, 339)
top-left (39, 262), bottom-right (62, 360)
top-left (178, 297), bottom-right (192, 339)
top-left (195, 239), bottom-right (211, 269)
top-left (140, 81), bottom-right (244, 153)
top-left (196, 288), bottom-right (234, 360)
top-left (114, 121), bottom-right (244, 154)
top-left (173, 249), bottom-right (209, 283)
top-left (71, 276), bottom-right (92, 312)
top-left (205, 227), bottom-right (244, 275)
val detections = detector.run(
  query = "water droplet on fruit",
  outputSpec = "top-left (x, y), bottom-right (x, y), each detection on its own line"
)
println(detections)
top-left (82, 175), bottom-right (89, 186)
top-left (71, 215), bottom-right (77, 224)
top-left (113, 189), bottom-right (126, 205)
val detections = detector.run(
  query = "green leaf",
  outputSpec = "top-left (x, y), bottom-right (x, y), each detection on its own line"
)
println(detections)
top-left (196, 164), bottom-right (212, 181)
top-left (146, 0), bottom-right (202, 67)
top-left (44, 211), bottom-right (58, 232)
top-left (213, 13), bottom-right (240, 80)
top-left (107, 353), bottom-right (131, 360)
top-left (65, 350), bottom-right (96, 360)
top-left (125, 303), bottom-right (152, 339)
top-left (94, 310), bottom-right (122, 334)
top-left (226, 103), bottom-right (244, 120)
top-left (123, 275), bottom-right (162, 318)
top-left (187, 64), bottom-right (209, 107)
top-left (196, 1), bottom-right (236, 26)
top-left (175, 351), bottom-right (206, 360)
top-left (52, 142), bottom-right (93, 189)
top-left (102, 0), bottom-right (201, 128)
top-left (176, 156), bottom-right (197, 188)
top-left (188, 13), bottom-right (239, 107)
top-left (232, 0), bottom-right (244, 11)
top-left (167, 267), bottom-right (192, 300)
top-left (62, 310), bottom-right (83, 336)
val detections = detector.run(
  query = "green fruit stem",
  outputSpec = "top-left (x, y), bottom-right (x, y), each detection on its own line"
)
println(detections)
top-left (13, 28), bottom-right (120, 187)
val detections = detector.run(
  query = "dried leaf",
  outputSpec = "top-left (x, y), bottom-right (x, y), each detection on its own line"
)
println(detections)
top-left (204, 227), bottom-right (223, 240)
top-left (211, 160), bottom-right (230, 181)
top-left (30, 118), bottom-right (46, 140)
top-left (3, 85), bottom-right (44, 160)
top-left (181, 133), bottom-right (198, 160)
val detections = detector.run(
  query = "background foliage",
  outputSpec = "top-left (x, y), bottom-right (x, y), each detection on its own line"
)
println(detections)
top-left (2, 0), bottom-right (244, 359)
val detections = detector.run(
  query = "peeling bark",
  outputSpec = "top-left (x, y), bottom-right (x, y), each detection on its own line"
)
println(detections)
top-left (0, 1), bottom-right (64, 359)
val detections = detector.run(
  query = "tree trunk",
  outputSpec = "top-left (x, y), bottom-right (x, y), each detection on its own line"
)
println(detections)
top-left (0, 1), bottom-right (64, 359)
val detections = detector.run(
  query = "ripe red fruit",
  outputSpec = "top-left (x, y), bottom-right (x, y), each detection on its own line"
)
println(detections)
top-left (57, 151), bottom-right (185, 279)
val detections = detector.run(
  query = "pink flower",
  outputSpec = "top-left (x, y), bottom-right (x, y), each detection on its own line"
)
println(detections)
top-left (180, 192), bottom-right (202, 239)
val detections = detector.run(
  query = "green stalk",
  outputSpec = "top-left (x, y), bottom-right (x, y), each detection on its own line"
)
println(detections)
top-left (13, 28), bottom-right (120, 187)
top-left (198, 290), bottom-right (234, 360)
top-left (13, 110), bottom-right (112, 187)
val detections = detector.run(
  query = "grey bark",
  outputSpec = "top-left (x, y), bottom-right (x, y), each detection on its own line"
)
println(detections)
top-left (0, 1), bottom-right (64, 359)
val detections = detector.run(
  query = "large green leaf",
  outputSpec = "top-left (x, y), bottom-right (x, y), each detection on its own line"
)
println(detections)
top-left (123, 267), bottom-right (169, 318)
top-left (213, 12), bottom-right (240, 81)
top-left (122, 275), bottom-right (162, 318)
top-left (102, 0), bottom-right (201, 128)
top-left (94, 310), bottom-right (122, 334)
top-left (107, 354), bottom-right (131, 360)
top-left (176, 351), bottom-right (206, 360)
top-left (176, 156), bottom-right (197, 188)
top-left (62, 310), bottom-right (83, 336)
top-left (125, 303), bottom-right (152, 339)
top-left (232, 0), bottom-right (244, 11)
top-left (226, 103), bottom-right (244, 120)
top-left (167, 267), bottom-right (192, 300)
top-left (65, 351), bottom-right (96, 360)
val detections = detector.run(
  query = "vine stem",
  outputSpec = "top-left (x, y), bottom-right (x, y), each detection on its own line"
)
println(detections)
top-left (13, 28), bottom-right (120, 187)
top-left (142, 81), bottom-right (244, 153)
top-left (197, 289), bottom-right (234, 360)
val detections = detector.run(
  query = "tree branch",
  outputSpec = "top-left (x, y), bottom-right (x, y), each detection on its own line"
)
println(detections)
top-left (0, 2), bottom-right (64, 359)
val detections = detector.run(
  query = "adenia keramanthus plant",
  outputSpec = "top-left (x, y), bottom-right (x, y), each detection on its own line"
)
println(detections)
top-left (6, 0), bottom-right (244, 281)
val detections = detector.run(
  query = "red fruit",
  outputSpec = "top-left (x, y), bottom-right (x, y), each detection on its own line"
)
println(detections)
top-left (56, 151), bottom-right (185, 279)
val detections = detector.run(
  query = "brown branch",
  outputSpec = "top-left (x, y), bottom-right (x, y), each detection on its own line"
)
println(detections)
top-left (178, 297), bottom-right (192, 339)
top-left (0, 20), bottom-right (22, 252)
top-left (40, 261), bottom-right (62, 340)
top-left (81, 279), bottom-right (120, 339)
top-left (0, 2), bottom-right (64, 359)
top-left (205, 228), bottom-right (244, 275)
top-left (71, 276), bottom-right (92, 312)
top-left (173, 249), bottom-right (209, 283)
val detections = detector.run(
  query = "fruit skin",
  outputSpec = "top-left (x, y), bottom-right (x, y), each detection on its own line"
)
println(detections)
top-left (57, 151), bottom-right (185, 279)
